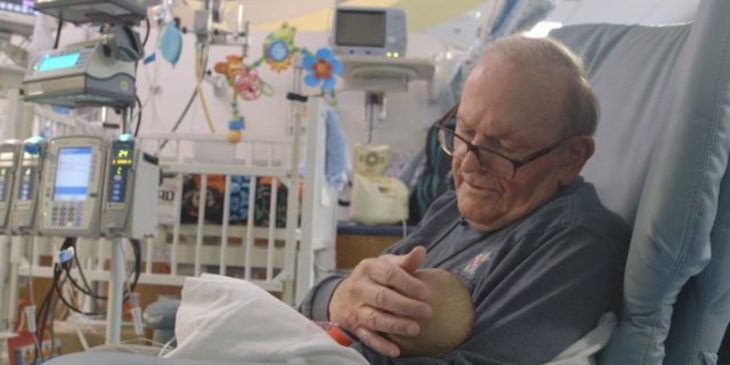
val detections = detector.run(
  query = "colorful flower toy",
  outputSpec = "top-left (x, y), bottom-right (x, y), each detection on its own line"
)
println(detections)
top-left (302, 48), bottom-right (343, 93)
top-left (262, 23), bottom-right (298, 73)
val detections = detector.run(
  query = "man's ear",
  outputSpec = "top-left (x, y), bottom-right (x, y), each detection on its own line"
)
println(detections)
top-left (558, 136), bottom-right (595, 186)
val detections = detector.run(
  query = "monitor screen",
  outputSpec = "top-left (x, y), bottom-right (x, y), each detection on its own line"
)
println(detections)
top-left (37, 52), bottom-right (81, 72)
top-left (53, 146), bottom-right (92, 201)
top-left (336, 9), bottom-right (386, 48)
top-left (0, 0), bottom-right (32, 12)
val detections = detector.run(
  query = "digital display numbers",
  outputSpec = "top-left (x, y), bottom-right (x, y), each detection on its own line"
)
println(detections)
top-left (112, 149), bottom-right (133, 166)
top-left (109, 144), bottom-right (133, 204)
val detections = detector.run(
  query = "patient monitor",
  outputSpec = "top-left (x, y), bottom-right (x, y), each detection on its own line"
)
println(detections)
top-left (0, 141), bottom-right (22, 234)
top-left (10, 139), bottom-right (46, 235)
top-left (332, 7), bottom-right (407, 58)
top-left (39, 136), bottom-right (108, 237)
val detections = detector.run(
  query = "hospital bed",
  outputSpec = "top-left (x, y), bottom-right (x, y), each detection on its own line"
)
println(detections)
top-left (42, 0), bottom-right (730, 362)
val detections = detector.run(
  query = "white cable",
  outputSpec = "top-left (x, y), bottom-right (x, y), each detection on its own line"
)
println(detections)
top-left (158, 337), bottom-right (177, 357)
top-left (120, 240), bottom-right (133, 297)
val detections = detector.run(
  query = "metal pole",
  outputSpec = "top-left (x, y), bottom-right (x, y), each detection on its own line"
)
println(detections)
top-left (106, 238), bottom-right (125, 345)
top-left (4, 236), bottom-right (23, 333)
top-left (0, 236), bottom-right (9, 333)
top-left (121, 107), bottom-right (130, 135)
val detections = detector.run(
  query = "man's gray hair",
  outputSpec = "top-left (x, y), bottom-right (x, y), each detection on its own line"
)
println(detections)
top-left (482, 35), bottom-right (599, 137)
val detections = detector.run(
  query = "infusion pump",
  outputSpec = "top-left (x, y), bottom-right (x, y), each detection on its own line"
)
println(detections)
top-left (100, 138), bottom-right (159, 239)
top-left (37, 136), bottom-right (158, 239)
top-left (11, 139), bottom-right (47, 235)
top-left (0, 141), bottom-right (22, 234)
top-left (39, 136), bottom-right (108, 237)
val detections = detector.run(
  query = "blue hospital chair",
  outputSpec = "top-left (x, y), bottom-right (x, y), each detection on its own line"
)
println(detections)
top-left (45, 0), bottom-right (730, 364)
top-left (551, 0), bottom-right (730, 363)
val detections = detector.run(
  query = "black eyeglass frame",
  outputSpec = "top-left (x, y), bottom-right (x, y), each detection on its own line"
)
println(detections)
top-left (433, 103), bottom-right (568, 179)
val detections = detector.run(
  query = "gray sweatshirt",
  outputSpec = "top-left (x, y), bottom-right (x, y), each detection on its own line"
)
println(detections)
top-left (299, 178), bottom-right (630, 364)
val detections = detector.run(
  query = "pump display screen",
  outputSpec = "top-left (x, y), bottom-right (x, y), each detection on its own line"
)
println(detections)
top-left (336, 10), bottom-right (386, 47)
top-left (37, 52), bottom-right (81, 72)
top-left (53, 147), bottom-right (92, 201)
top-left (108, 142), bottom-right (134, 203)
top-left (17, 165), bottom-right (35, 201)
top-left (0, 168), bottom-right (8, 202)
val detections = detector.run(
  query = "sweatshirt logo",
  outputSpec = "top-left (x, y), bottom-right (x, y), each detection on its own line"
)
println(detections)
top-left (463, 252), bottom-right (492, 277)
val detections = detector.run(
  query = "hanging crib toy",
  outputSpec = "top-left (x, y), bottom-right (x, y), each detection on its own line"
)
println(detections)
top-left (211, 22), bottom-right (342, 144)
top-left (214, 55), bottom-right (271, 143)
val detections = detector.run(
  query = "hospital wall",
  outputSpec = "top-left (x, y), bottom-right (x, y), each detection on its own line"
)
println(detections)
top-left (75, 26), bottom-right (445, 164)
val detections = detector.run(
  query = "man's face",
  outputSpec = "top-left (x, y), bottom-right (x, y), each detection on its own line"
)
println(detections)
top-left (453, 54), bottom-right (579, 231)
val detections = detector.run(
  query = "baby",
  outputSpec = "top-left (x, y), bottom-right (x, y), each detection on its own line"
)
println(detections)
top-left (386, 268), bottom-right (475, 357)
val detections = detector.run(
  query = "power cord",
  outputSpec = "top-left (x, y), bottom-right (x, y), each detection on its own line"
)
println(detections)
top-left (53, 18), bottom-right (63, 49)
top-left (33, 238), bottom-right (142, 363)
top-left (134, 95), bottom-right (143, 137)
top-left (62, 239), bottom-right (141, 302)
top-left (142, 18), bottom-right (151, 48)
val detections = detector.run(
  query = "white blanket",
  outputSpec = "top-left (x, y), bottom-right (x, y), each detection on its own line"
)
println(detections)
top-left (165, 274), bottom-right (369, 365)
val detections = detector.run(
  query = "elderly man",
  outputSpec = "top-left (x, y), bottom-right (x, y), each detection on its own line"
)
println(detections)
top-left (300, 35), bottom-right (630, 364)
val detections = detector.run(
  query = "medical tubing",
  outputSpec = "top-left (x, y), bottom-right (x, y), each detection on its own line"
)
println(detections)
top-left (195, 44), bottom-right (216, 133)
top-left (134, 95), bottom-right (143, 137)
top-left (157, 88), bottom-right (199, 153)
top-left (142, 18), bottom-right (151, 47)
top-left (197, 86), bottom-right (216, 133)
top-left (36, 238), bottom-right (73, 334)
top-left (158, 336), bottom-right (177, 356)
top-left (49, 289), bottom-right (59, 360)
top-left (34, 275), bottom-right (54, 363)
top-left (34, 247), bottom-right (69, 365)
top-left (33, 238), bottom-right (142, 360)
top-left (65, 240), bottom-right (142, 301)
top-left (53, 18), bottom-right (63, 49)
top-left (71, 251), bottom-right (101, 310)
top-left (158, 42), bottom-right (211, 153)
top-left (53, 265), bottom-right (100, 316)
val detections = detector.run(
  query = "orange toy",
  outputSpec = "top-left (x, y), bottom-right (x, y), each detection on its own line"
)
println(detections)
top-left (214, 55), bottom-right (244, 86)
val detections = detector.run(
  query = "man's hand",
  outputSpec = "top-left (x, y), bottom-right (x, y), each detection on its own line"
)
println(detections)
top-left (329, 246), bottom-right (433, 357)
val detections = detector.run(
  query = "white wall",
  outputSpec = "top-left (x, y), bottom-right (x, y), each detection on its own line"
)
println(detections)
top-left (132, 27), bottom-right (444, 158)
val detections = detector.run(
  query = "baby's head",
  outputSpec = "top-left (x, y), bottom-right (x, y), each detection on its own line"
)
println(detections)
top-left (387, 268), bottom-right (475, 357)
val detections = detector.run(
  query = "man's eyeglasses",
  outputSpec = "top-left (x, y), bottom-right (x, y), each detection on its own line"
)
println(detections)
top-left (433, 103), bottom-right (567, 179)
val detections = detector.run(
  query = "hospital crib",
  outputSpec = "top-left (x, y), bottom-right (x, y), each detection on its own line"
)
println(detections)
top-left (3, 97), bottom-right (338, 345)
